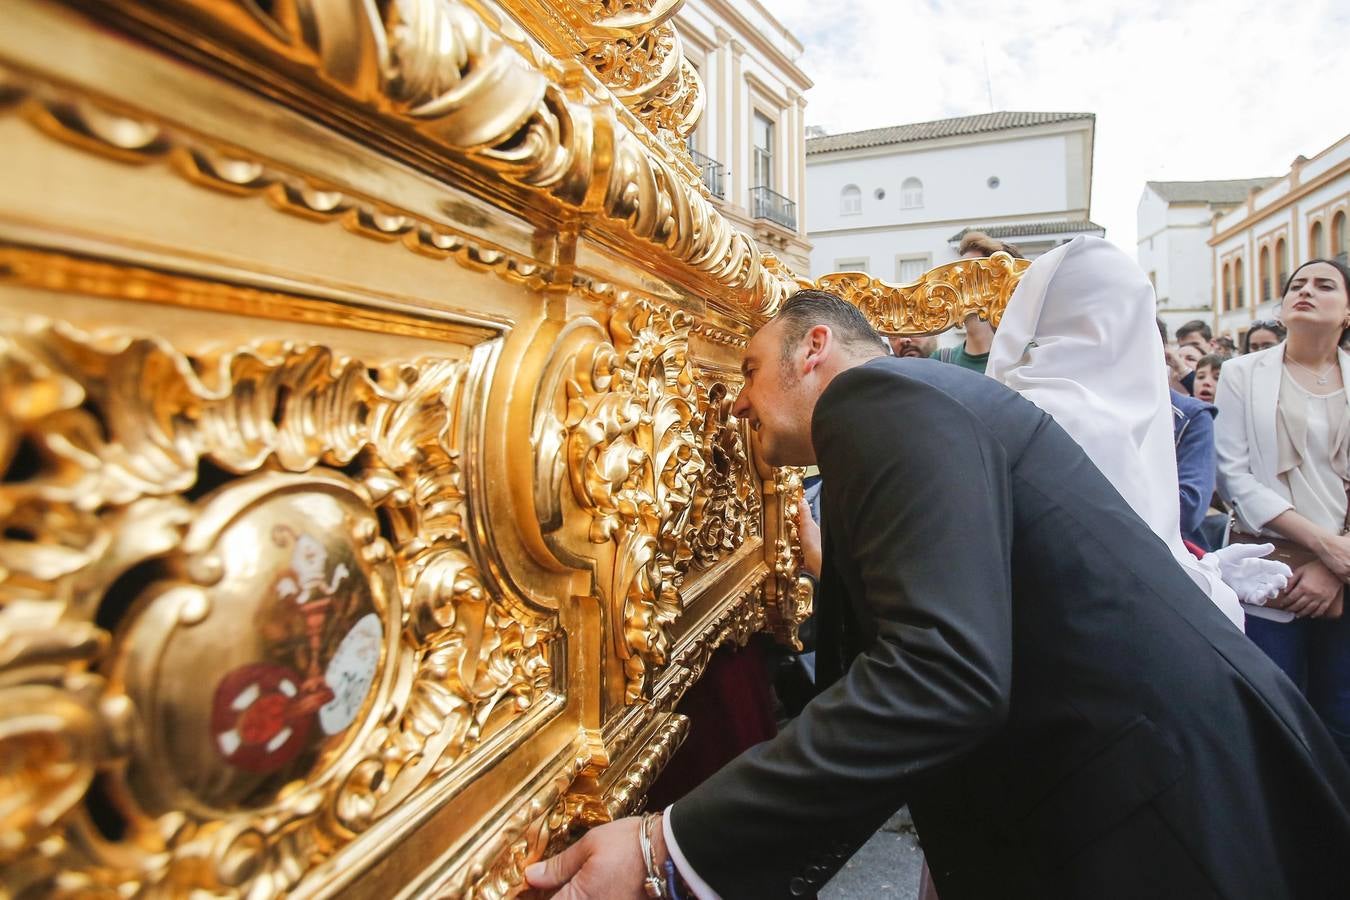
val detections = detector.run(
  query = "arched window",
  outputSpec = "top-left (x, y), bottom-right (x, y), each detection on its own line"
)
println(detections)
top-left (900, 177), bottom-right (923, 209)
top-left (1311, 220), bottom-right (1325, 258)
top-left (1222, 263), bottom-right (1232, 313)
top-left (1259, 245), bottom-right (1272, 303)
top-left (840, 184), bottom-right (861, 215)
top-left (1276, 237), bottom-right (1289, 293)
top-left (1235, 257), bottom-right (1245, 308)
top-left (1334, 211), bottom-right (1348, 263)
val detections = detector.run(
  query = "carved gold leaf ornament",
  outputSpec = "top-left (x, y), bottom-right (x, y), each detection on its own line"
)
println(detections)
top-left (0, 314), bottom-right (556, 896)
top-left (56, 0), bottom-right (794, 316)
top-left (0, 71), bottom-right (551, 291)
top-left (816, 252), bottom-right (1031, 336)
top-left (0, 0), bottom-right (835, 893)
top-left (545, 300), bottom-right (703, 702)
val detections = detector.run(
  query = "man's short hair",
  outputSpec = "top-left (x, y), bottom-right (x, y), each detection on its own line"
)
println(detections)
top-left (958, 231), bottom-right (1026, 260)
top-left (775, 290), bottom-right (883, 360)
top-left (1196, 353), bottom-right (1224, 373)
top-left (1176, 319), bottom-right (1213, 342)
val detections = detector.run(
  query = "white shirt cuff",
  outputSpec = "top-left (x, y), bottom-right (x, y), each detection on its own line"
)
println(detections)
top-left (662, 806), bottom-right (722, 900)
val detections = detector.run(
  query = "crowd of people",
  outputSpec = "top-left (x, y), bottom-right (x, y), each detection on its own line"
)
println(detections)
top-left (931, 234), bottom-right (1350, 766)
top-left (528, 235), bottom-right (1350, 900)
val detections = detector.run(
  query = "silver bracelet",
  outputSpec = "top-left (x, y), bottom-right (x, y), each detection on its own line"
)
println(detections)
top-left (637, 812), bottom-right (667, 898)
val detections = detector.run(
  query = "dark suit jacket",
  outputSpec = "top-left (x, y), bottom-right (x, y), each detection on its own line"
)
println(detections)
top-left (669, 357), bottom-right (1350, 899)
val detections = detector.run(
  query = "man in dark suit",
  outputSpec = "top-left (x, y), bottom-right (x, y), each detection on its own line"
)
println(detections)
top-left (527, 290), bottom-right (1350, 900)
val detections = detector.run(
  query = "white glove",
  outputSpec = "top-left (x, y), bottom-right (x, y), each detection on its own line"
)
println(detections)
top-left (1203, 543), bottom-right (1292, 606)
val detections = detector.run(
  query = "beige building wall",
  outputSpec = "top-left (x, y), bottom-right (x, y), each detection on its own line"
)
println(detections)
top-left (675, 0), bottom-right (813, 274)
top-left (1210, 134), bottom-right (1350, 341)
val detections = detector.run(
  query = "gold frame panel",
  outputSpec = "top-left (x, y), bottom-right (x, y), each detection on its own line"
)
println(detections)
top-left (0, 2), bottom-right (1025, 897)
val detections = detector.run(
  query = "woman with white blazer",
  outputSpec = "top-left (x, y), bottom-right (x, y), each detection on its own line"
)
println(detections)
top-left (1216, 258), bottom-right (1350, 764)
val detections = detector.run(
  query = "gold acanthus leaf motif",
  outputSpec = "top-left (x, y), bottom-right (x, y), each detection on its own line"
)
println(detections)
top-left (95, 0), bottom-right (793, 315)
top-left (559, 301), bottom-right (705, 702)
top-left (670, 380), bottom-right (758, 573)
top-left (815, 252), bottom-right (1030, 335)
top-left (590, 0), bottom-right (664, 18)
top-left (584, 25), bottom-right (675, 94)
top-left (0, 314), bottom-right (556, 897)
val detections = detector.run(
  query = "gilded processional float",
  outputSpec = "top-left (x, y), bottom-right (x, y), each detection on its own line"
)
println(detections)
top-left (0, 1), bottom-right (1028, 896)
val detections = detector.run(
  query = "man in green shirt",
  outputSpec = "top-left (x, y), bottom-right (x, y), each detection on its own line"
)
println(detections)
top-left (930, 230), bottom-right (1025, 375)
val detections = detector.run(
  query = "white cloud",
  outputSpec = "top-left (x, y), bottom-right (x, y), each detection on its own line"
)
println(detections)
top-left (769, 0), bottom-right (1350, 253)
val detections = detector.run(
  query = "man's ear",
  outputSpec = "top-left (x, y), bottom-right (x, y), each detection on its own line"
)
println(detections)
top-left (803, 324), bottom-right (830, 374)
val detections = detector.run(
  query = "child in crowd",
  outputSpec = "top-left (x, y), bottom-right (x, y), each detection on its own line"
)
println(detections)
top-left (1193, 353), bottom-right (1223, 404)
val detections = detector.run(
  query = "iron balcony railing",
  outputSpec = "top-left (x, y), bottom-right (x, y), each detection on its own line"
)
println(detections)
top-left (689, 148), bottom-right (725, 199)
top-left (750, 185), bottom-right (796, 230)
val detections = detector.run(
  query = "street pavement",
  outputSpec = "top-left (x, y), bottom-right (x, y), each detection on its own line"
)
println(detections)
top-left (820, 810), bottom-right (923, 900)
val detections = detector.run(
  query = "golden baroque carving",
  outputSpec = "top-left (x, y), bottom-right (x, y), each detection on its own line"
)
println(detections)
top-left (0, 67), bottom-right (550, 291)
top-left (581, 21), bottom-right (704, 153)
top-left (533, 296), bottom-right (763, 705)
top-left (677, 378), bottom-right (760, 572)
top-left (815, 252), bottom-right (1031, 335)
top-left (588, 0), bottom-right (666, 19)
top-left (765, 468), bottom-right (813, 649)
top-left (589, 713), bottom-right (690, 825)
top-left (70, 0), bottom-right (794, 317)
top-left (652, 571), bottom-right (770, 716)
top-left (585, 21), bottom-right (677, 93)
top-left (690, 320), bottom-right (749, 349)
top-left (535, 301), bottom-right (703, 702)
top-left (424, 752), bottom-right (586, 900)
top-left (0, 314), bottom-right (555, 897)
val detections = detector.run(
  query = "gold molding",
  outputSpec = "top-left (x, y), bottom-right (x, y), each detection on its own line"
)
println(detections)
top-left (0, 245), bottom-right (496, 345)
top-left (815, 252), bottom-right (1031, 334)
top-left (0, 66), bottom-right (553, 294)
top-left (59, 0), bottom-right (798, 318)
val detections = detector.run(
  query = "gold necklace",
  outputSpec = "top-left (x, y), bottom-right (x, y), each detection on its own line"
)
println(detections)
top-left (1285, 356), bottom-right (1338, 386)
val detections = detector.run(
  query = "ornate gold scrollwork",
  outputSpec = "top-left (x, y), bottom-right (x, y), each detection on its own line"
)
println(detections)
top-left (678, 379), bottom-right (760, 571)
top-left (0, 0), bottom-right (825, 894)
top-left (532, 294), bottom-right (767, 711)
top-left (815, 251), bottom-right (1031, 334)
top-left (0, 313), bottom-right (555, 897)
top-left (69, 0), bottom-right (795, 316)
top-left (0, 69), bottom-right (550, 291)
top-left (765, 468), bottom-right (813, 650)
top-left (534, 300), bottom-right (703, 703)
top-left (581, 21), bottom-right (704, 155)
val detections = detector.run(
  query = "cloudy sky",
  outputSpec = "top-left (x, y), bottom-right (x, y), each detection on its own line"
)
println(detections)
top-left (770, 0), bottom-right (1349, 252)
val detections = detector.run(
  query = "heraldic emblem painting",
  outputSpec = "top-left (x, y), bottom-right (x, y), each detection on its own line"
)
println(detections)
top-left (0, 1), bottom-right (1023, 896)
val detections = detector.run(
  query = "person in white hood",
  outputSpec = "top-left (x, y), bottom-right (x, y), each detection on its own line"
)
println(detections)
top-left (986, 236), bottom-right (1286, 630)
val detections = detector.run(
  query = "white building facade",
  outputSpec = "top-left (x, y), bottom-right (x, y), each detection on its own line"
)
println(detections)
top-left (675, 0), bottom-right (813, 274)
top-left (1137, 179), bottom-right (1276, 339)
top-left (1210, 135), bottom-right (1350, 340)
top-left (803, 112), bottom-right (1101, 280)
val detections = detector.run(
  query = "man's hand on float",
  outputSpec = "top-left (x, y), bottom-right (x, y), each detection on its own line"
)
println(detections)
top-left (525, 816), bottom-right (653, 900)
top-left (797, 496), bottom-right (822, 578)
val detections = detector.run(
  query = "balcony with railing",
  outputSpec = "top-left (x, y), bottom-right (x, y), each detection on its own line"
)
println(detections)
top-left (750, 185), bottom-right (796, 231)
top-left (689, 148), bottom-right (725, 199)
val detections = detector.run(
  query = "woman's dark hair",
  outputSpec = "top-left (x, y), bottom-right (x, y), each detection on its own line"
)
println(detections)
top-left (1241, 319), bottom-right (1286, 354)
top-left (1279, 258), bottom-right (1350, 345)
